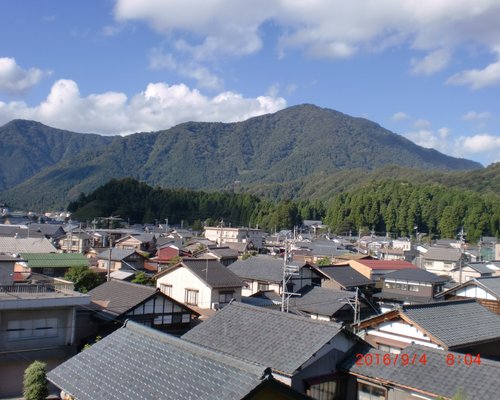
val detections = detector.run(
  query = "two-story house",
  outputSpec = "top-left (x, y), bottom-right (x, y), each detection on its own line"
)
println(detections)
top-left (228, 255), bottom-right (327, 297)
top-left (204, 226), bottom-right (265, 250)
top-left (372, 268), bottom-right (447, 311)
top-left (154, 258), bottom-right (244, 310)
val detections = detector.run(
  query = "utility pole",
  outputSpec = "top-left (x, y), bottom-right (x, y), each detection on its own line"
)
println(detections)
top-left (458, 227), bottom-right (466, 284)
top-left (281, 239), bottom-right (300, 312)
top-left (107, 237), bottom-right (112, 282)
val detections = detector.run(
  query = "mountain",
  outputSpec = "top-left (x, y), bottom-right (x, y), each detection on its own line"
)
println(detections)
top-left (0, 104), bottom-right (483, 210)
top-left (0, 119), bottom-right (114, 191)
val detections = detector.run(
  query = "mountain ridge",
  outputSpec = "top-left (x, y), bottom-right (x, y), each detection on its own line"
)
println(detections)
top-left (0, 104), bottom-right (483, 210)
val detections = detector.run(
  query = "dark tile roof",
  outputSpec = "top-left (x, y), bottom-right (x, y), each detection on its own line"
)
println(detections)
top-left (206, 246), bottom-right (239, 258)
top-left (372, 291), bottom-right (439, 304)
top-left (383, 268), bottom-right (447, 283)
top-left (343, 344), bottom-right (500, 400)
top-left (98, 248), bottom-right (139, 261)
top-left (47, 321), bottom-right (275, 400)
top-left (182, 301), bottom-right (343, 375)
top-left (88, 280), bottom-right (158, 317)
top-left (320, 266), bottom-right (373, 288)
top-left (464, 262), bottom-right (497, 274)
top-left (401, 300), bottom-right (500, 348)
top-left (289, 286), bottom-right (354, 317)
top-left (228, 255), bottom-right (284, 283)
top-left (182, 258), bottom-right (244, 288)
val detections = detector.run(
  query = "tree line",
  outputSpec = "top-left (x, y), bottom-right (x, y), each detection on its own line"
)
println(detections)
top-left (68, 178), bottom-right (499, 241)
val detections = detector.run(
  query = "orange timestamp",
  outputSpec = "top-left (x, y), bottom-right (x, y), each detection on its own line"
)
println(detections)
top-left (445, 353), bottom-right (481, 366)
top-left (355, 352), bottom-right (481, 367)
top-left (355, 352), bottom-right (428, 366)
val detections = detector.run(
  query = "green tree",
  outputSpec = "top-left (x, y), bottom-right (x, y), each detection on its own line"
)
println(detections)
top-left (64, 266), bottom-right (104, 293)
top-left (131, 271), bottom-right (155, 286)
top-left (23, 361), bottom-right (49, 400)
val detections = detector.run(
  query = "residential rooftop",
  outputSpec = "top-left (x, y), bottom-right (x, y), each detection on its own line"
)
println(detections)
top-left (183, 301), bottom-right (343, 376)
top-left (47, 320), bottom-right (281, 400)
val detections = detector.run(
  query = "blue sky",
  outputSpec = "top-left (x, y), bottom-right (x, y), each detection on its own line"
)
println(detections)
top-left (1, 0), bottom-right (499, 166)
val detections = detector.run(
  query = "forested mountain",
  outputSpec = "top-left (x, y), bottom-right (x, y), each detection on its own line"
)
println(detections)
top-left (0, 120), bottom-right (113, 191)
top-left (0, 104), bottom-right (482, 210)
top-left (68, 177), bottom-right (500, 241)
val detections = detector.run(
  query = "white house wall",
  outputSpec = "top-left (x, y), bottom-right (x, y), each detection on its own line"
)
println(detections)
top-left (456, 285), bottom-right (496, 300)
top-left (366, 320), bottom-right (441, 349)
top-left (156, 268), bottom-right (212, 308)
top-left (242, 280), bottom-right (281, 297)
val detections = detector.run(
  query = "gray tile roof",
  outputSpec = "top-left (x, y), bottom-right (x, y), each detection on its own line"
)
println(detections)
top-left (320, 266), bottom-right (373, 288)
top-left (423, 247), bottom-right (462, 261)
top-left (401, 299), bottom-right (500, 348)
top-left (88, 280), bottom-right (157, 317)
top-left (47, 321), bottom-right (273, 400)
top-left (383, 268), bottom-right (447, 283)
top-left (0, 237), bottom-right (57, 254)
top-left (289, 286), bottom-right (354, 317)
top-left (182, 301), bottom-right (343, 375)
top-left (228, 255), bottom-right (285, 283)
top-left (182, 258), bottom-right (244, 288)
top-left (343, 344), bottom-right (500, 400)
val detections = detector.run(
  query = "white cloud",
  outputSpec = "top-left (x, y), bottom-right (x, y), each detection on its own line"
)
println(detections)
top-left (413, 119), bottom-right (432, 129)
top-left (0, 79), bottom-right (286, 135)
top-left (461, 110), bottom-right (491, 121)
top-left (403, 129), bottom-right (449, 152)
top-left (114, 0), bottom-right (500, 69)
top-left (391, 111), bottom-right (411, 121)
top-left (0, 58), bottom-right (51, 95)
top-left (410, 49), bottom-right (452, 75)
top-left (149, 49), bottom-right (224, 90)
top-left (459, 133), bottom-right (500, 153)
top-left (446, 60), bottom-right (500, 89)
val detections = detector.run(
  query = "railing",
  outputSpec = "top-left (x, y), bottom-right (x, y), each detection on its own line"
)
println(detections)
top-left (0, 280), bottom-right (75, 295)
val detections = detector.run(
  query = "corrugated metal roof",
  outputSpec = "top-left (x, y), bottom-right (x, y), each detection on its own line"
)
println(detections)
top-left (20, 252), bottom-right (89, 268)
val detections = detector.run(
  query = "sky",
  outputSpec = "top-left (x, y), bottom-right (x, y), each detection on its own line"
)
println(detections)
top-left (0, 1), bottom-right (499, 167)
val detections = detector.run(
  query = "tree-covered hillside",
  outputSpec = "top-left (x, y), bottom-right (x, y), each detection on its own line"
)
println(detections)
top-left (69, 177), bottom-right (499, 241)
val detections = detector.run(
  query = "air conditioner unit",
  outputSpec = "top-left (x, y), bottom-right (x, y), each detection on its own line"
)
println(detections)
top-left (212, 302), bottom-right (220, 310)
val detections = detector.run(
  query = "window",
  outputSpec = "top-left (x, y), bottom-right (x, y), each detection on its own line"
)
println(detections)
top-left (219, 291), bottom-right (234, 304)
top-left (257, 282), bottom-right (269, 291)
top-left (160, 284), bottom-right (172, 296)
top-left (7, 318), bottom-right (58, 341)
top-left (358, 382), bottom-right (387, 400)
top-left (378, 344), bottom-right (401, 354)
top-left (307, 381), bottom-right (338, 400)
top-left (408, 284), bottom-right (420, 292)
top-left (184, 289), bottom-right (199, 306)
